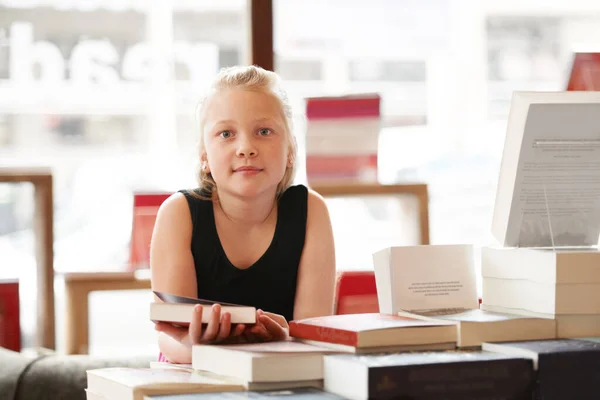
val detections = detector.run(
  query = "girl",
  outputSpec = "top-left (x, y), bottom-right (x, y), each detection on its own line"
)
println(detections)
top-left (150, 65), bottom-right (336, 364)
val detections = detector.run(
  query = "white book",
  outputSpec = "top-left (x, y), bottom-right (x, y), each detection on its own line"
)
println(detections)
top-left (86, 368), bottom-right (243, 400)
top-left (481, 304), bottom-right (600, 338)
top-left (482, 277), bottom-right (600, 315)
top-left (396, 308), bottom-right (556, 348)
top-left (192, 340), bottom-right (335, 383)
top-left (372, 244), bottom-right (478, 315)
top-left (149, 302), bottom-right (256, 325)
top-left (481, 246), bottom-right (600, 284)
top-left (491, 91), bottom-right (600, 248)
top-left (306, 117), bottom-right (381, 138)
top-left (305, 134), bottom-right (379, 155)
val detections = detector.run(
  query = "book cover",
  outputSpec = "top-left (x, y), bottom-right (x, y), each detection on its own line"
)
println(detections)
top-left (373, 244), bottom-right (477, 315)
top-left (323, 351), bottom-right (534, 400)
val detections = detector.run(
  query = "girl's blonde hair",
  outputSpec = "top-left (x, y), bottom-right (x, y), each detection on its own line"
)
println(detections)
top-left (195, 65), bottom-right (297, 199)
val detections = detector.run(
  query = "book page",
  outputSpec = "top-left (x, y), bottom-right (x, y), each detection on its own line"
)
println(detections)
top-left (507, 103), bottom-right (600, 248)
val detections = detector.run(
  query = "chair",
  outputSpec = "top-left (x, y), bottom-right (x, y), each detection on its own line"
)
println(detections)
top-left (334, 270), bottom-right (379, 315)
top-left (63, 192), bottom-right (170, 354)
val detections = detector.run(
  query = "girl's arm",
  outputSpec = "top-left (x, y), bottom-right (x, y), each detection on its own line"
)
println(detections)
top-left (293, 190), bottom-right (337, 320)
top-left (150, 194), bottom-right (243, 362)
top-left (150, 193), bottom-right (198, 363)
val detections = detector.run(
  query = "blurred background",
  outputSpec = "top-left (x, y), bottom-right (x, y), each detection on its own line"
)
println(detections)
top-left (1, 0), bottom-right (598, 356)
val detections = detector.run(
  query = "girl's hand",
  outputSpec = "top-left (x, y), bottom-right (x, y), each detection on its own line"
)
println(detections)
top-left (243, 310), bottom-right (289, 343)
top-left (154, 304), bottom-right (246, 346)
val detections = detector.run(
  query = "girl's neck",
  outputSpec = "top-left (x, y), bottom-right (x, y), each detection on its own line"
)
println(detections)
top-left (214, 188), bottom-right (277, 226)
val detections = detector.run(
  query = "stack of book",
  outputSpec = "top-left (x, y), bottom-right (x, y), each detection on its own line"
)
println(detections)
top-left (480, 91), bottom-right (600, 340)
top-left (304, 94), bottom-right (380, 183)
top-left (372, 244), bottom-right (556, 348)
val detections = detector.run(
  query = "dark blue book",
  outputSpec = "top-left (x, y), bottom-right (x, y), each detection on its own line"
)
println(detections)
top-left (483, 339), bottom-right (600, 400)
top-left (145, 387), bottom-right (347, 399)
top-left (323, 350), bottom-right (533, 400)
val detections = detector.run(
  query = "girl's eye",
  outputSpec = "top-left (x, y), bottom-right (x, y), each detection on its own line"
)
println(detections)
top-left (258, 128), bottom-right (272, 136)
top-left (219, 130), bottom-right (232, 139)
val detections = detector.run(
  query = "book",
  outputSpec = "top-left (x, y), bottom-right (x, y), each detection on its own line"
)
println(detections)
top-left (129, 193), bottom-right (171, 270)
top-left (397, 308), bottom-right (556, 348)
top-left (86, 367), bottom-right (244, 400)
top-left (482, 339), bottom-right (600, 399)
top-left (192, 340), bottom-right (335, 383)
top-left (481, 304), bottom-right (600, 338)
top-left (334, 271), bottom-right (379, 315)
top-left (566, 52), bottom-right (600, 91)
top-left (305, 93), bottom-right (381, 184)
top-left (372, 244), bottom-right (478, 315)
top-left (323, 351), bottom-right (534, 400)
top-left (150, 361), bottom-right (322, 392)
top-left (482, 276), bottom-right (600, 315)
top-left (143, 387), bottom-right (347, 400)
top-left (288, 313), bottom-right (456, 353)
top-left (482, 246), bottom-right (600, 284)
top-left (0, 279), bottom-right (20, 352)
top-left (491, 91), bottom-right (600, 248)
top-left (480, 246), bottom-right (600, 316)
top-left (151, 291), bottom-right (256, 325)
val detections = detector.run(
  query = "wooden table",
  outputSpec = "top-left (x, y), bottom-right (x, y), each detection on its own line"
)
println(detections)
top-left (0, 167), bottom-right (55, 350)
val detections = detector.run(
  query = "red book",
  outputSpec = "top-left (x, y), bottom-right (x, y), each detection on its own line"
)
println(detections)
top-left (306, 94), bottom-right (380, 120)
top-left (289, 313), bottom-right (456, 352)
top-left (0, 280), bottom-right (20, 351)
top-left (566, 52), bottom-right (600, 91)
top-left (129, 192), bottom-right (171, 270)
top-left (335, 271), bottom-right (379, 315)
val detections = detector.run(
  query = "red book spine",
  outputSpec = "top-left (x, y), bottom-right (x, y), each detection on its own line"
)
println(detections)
top-left (0, 280), bottom-right (20, 352)
top-left (288, 322), bottom-right (359, 347)
top-left (306, 96), bottom-right (380, 120)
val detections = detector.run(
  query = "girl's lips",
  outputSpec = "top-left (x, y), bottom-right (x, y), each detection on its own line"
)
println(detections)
top-left (234, 166), bottom-right (263, 174)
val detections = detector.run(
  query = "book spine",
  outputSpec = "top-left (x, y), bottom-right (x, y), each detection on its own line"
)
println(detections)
top-left (306, 97), bottom-right (380, 120)
top-left (288, 323), bottom-right (358, 347)
top-left (368, 359), bottom-right (534, 400)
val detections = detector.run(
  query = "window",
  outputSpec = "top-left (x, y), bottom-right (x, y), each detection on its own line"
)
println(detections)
top-left (0, 0), bottom-right (249, 354)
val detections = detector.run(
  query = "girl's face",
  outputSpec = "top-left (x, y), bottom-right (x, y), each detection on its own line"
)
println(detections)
top-left (202, 88), bottom-right (291, 198)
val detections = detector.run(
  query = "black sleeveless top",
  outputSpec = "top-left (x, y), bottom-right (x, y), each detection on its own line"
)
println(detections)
top-left (179, 185), bottom-right (308, 322)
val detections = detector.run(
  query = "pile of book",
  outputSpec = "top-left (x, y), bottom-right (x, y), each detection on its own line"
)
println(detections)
top-left (85, 91), bottom-right (600, 399)
top-left (304, 94), bottom-right (381, 184)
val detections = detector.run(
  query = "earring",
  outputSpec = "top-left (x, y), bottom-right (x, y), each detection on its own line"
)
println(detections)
top-left (202, 162), bottom-right (208, 171)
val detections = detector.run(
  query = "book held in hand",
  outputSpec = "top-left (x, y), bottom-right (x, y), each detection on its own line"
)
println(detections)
top-left (150, 291), bottom-right (256, 325)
